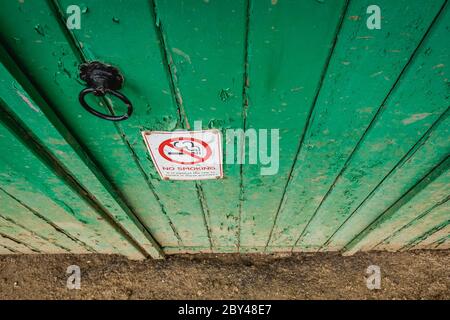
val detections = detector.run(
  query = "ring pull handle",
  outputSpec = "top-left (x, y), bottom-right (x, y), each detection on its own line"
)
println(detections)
top-left (78, 61), bottom-right (133, 121)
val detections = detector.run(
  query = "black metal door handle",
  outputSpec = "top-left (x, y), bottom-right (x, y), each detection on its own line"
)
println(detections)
top-left (78, 61), bottom-right (133, 121)
top-left (78, 87), bottom-right (132, 121)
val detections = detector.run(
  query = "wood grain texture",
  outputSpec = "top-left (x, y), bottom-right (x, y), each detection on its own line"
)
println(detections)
top-left (0, 234), bottom-right (35, 254)
top-left (435, 237), bottom-right (450, 249)
top-left (0, 245), bottom-right (14, 255)
top-left (298, 2), bottom-right (450, 251)
top-left (0, 118), bottom-right (145, 258)
top-left (0, 188), bottom-right (86, 253)
top-left (376, 200), bottom-right (449, 251)
top-left (55, 0), bottom-right (214, 248)
top-left (154, 0), bottom-right (247, 251)
top-left (327, 110), bottom-right (449, 251)
top-left (344, 157), bottom-right (449, 254)
top-left (0, 0), bottom-right (447, 256)
top-left (269, 0), bottom-right (446, 251)
top-left (411, 223), bottom-right (450, 250)
top-left (0, 214), bottom-right (66, 254)
top-left (0, 46), bottom-right (163, 258)
top-left (240, 0), bottom-right (347, 252)
top-left (0, 0), bottom-right (181, 251)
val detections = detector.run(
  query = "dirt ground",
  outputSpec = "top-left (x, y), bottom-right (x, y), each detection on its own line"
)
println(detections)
top-left (0, 250), bottom-right (448, 300)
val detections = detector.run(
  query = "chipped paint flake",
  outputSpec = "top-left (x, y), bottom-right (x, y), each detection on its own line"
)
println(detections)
top-left (370, 71), bottom-right (383, 78)
top-left (16, 91), bottom-right (40, 113)
top-left (172, 48), bottom-right (192, 64)
top-left (402, 113), bottom-right (432, 125)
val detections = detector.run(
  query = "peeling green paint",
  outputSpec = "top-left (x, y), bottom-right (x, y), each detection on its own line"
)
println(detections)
top-left (0, 0), bottom-right (448, 257)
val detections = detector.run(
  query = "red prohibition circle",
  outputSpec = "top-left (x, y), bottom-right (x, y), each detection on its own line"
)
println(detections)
top-left (158, 137), bottom-right (212, 165)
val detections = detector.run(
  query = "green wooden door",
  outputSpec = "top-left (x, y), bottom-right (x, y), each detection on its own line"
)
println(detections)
top-left (0, 0), bottom-right (448, 259)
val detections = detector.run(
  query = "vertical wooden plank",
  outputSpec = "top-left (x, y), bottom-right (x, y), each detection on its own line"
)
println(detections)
top-left (154, 0), bottom-right (247, 251)
top-left (269, 0), bottom-right (446, 250)
top-left (240, 0), bottom-right (347, 252)
top-left (0, 188), bottom-right (87, 253)
top-left (0, 0), bottom-right (180, 250)
top-left (375, 200), bottom-right (448, 251)
top-left (327, 112), bottom-right (449, 250)
top-left (0, 46), bottom-right (163, 258)
top-left (344, 158), bottom-right (449, 254)
top-left (0, 0), bottom-right (447, 255)
top-left (411, 224), bottom-right (450, 250)
top-left (297, 3), bottom-right (450, 251)
top-left (0, 119), bottom-right (145, 258)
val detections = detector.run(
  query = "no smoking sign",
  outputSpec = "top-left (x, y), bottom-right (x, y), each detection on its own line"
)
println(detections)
top-left (142, 130), bottom-right (223, 180)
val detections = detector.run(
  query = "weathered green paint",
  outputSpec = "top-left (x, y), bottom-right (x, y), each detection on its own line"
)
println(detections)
top-left (344, 157), bottom-right (450, 254)
top-left (0, 245), bottom-right (14, 255)
top-left (269, 0), bottom-right (447, 251)
top-left (0, 234), bottom-right (35, 254)
top-left (411, 223), bottom-right (450, 250)
top-left (0, 188), bottom-right (86, 253)
top-left (376, 200), bottom-right (448, 251)
top-left (0, 0), bottom-right (448, 257)
top-left (0, 214), bottom-right (66, 254)
top-left (0, 117), bottom-right (145, 258)
top-left (297, 3), bottom-right (450, 251)
top-left (154, 0), bottom-right (247, 251)
top-left (0, 0), bottom-right (179, 252)
top-left (54, 0), bottom-right (212, 249)
top-left (240, 0), bottom-right (348, 252)
top-left (0, 46), bottom-right (163, 258)
top-left (327, 110), bottom-right (449, 251)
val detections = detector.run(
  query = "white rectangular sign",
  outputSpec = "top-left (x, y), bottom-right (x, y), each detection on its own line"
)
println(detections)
top-left (142, 130), bottom-right (223, 181)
